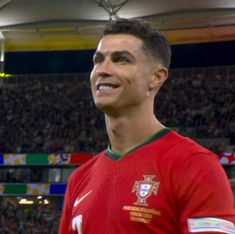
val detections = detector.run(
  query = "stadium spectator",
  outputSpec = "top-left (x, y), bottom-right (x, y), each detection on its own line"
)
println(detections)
top-left (0, 68), bottom-right (234, 155)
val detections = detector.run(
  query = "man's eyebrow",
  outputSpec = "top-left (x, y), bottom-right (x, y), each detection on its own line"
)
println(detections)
top-left (112, 51), bottom-right (135, 59)
top-left (93, 50), bottom-right (135, 59)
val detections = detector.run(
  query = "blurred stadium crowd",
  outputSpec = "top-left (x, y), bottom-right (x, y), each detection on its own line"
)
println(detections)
top-left (0, 68), bottom-right (234, 155)
top-left (0, 67), bottom-right (234, 233)
top-left (0, 78), bottom-right (107, 154)
top-left (0, 202), bottom-right (60, 234)
top-left (157, 70), bottom-right (235, 153)
top-left (0, 168), bottom-right (42, 183)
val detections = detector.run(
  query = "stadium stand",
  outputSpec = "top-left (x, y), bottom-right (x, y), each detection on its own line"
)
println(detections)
top-left (0, 153), bottom-right (93, 233)
top-left (0, 66), bottom-right (234, 155)
top-left (0, 76), bottom-right (107, 154)
top-left (0, 198), bottom-right (60, 234)
top-left (0, 65), bottom-right (234, 233)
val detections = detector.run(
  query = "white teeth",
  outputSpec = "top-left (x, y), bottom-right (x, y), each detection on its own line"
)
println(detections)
top-left (99, 85), bottom-right (113, 90)
top-left (98, 84), bottom-right (116, 90)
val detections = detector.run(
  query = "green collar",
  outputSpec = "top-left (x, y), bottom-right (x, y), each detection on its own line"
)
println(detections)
top-left (105, 127), bottom-right (171, 160)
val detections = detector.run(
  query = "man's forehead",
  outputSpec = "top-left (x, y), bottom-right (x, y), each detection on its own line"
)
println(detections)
top-left (96, 34), bottom-right (143, 54)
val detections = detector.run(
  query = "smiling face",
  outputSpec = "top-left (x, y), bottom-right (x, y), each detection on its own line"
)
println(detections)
top-left (90, 34), bottom-right (164, 116)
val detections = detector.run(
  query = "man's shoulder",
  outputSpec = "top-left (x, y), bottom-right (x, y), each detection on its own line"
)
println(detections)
top-left (167, 131), bottom-right (213, 153)
top-left (69, 150), bottom-right (106, 179)
top-left (158, 131), bottom-right (217, 163)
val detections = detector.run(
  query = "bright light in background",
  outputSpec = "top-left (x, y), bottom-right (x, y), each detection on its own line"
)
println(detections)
top-left (0, 32), bottom-right (4, 40)
top-left (44, 199), bottom-right (49, 205)
top-left (0, 52), bottom-right (4, 62)
top-left (0, 73), bottom-right (12, 78)
top-left (19, 198), bottom-right (34, 205)
top-left (37, 196), bottom-right (42, 199)
top-left (0, 40), bottom-right (4, 63)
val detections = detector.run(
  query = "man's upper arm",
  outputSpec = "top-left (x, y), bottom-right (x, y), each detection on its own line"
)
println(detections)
top-left (177, 153), bottom-right (235, 233)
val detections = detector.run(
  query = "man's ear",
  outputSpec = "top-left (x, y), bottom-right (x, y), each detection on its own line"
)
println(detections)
top-left (149, 66), bottom-right (168, 91)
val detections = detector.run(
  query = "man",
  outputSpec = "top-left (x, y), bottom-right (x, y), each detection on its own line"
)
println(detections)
top-left (59, 18), bottom-right (235, 234)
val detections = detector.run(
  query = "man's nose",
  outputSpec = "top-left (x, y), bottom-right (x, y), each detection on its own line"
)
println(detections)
top-left (96, 60), bottom-right (112, 78)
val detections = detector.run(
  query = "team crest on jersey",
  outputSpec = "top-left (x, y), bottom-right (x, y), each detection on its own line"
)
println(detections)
top-left (132, 175), bottom-right (159, 206)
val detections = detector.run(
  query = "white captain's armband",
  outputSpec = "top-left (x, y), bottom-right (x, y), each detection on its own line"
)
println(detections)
top-left (72, 214), bottom-right (83, 234)
top-left (188, 217), bottom-right (235, 234)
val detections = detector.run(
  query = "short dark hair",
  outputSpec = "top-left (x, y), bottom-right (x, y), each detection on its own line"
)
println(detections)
top-left (100, 18), bottom-right (171, 69)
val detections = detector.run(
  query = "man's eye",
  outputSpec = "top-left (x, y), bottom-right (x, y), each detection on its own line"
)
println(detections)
top-left (93, 56), bottom-right (103, 64)
top-left (93, 58), bottom-right (99, 64)
top-left (113, 57), bottom-right (129, 63)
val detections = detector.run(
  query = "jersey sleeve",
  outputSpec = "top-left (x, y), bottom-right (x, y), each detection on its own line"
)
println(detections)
top-left (177, 152), bottom-right (235, 234)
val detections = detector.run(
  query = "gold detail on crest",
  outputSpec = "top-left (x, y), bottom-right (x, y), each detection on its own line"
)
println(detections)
top-left (132, 175), bottom-right (160, 206)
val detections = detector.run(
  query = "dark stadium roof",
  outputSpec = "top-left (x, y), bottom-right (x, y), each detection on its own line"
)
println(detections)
top-left (0, 0), bottom-right (235, 51)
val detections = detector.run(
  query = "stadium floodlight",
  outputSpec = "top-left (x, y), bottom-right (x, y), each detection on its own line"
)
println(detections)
top-left (93, 0), bottom-right (128, 20)
top-left (19, 198), bottom-right (34, 205)
top-left (0, 32), bottom-right (4, 40)
top-left (0, 41), bottom-right (4, 62)
top-left (44, 199), bottom-right (49, 204)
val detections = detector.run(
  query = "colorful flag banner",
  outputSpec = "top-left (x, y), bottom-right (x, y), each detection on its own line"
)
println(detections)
top-left (48, 153), bottom-right (71, 164)
top-left (50, 184), bottom-right (67, 195)
top-left (70, 153), bottom-right (93, 164)
top-left (0, 184), bottom-right (4, 194)
top-left (0, 183), bottom-right (67, 195)
top-left (4, 184), bottom-right (27, 195)
top-left (219, 152), bottom-right (235, 165)
top-left (27, 183), bottom-right (50, 195)
top-left (4, 154), bottom-right (26, 165)
top-left (26, 153), bottom-right (49, 165)
top-left (0, 153), bottom-right (94, 165)
top-left (0, 154), bottom-right (4, 164)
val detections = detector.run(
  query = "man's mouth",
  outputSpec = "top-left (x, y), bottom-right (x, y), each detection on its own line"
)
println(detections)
top-left (97, 83), bottom-right (120, 91)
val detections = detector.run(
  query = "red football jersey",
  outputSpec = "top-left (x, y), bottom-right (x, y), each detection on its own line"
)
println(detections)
top-left (59, 129), bottom-right (235, 234)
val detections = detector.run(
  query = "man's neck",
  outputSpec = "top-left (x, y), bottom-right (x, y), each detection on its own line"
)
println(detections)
top-left (105, 112), bottom-right (165, 155)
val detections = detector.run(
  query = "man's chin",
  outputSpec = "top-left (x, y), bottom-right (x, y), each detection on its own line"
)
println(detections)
top-left (96, 102), bottom-right (113, 111)
top-left (95, 102), bottom-right (119, 116)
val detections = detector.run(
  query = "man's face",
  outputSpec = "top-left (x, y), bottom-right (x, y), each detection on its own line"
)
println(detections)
top-left (90, 34), bottom-right (157, 116)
